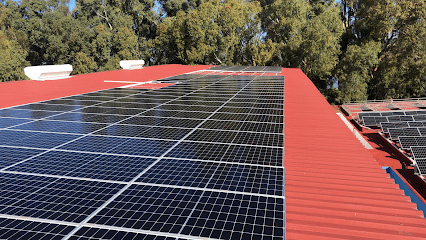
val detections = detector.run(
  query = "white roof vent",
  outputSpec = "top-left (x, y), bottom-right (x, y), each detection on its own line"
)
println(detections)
top-left (24, 64), bottom-right (73, 81)
top-left (120, 60), bottom-right (145, 70)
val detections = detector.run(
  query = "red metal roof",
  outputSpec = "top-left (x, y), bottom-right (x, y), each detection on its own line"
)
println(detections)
top-left (1, 65), bottom-right (426, 239)
top-left (284, 68), bottom-right (426, 239)
top-left (0, 64), bottom-right (209, 109)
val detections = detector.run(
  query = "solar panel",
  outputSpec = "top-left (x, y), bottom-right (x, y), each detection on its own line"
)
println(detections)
top-left (409, 146), bottom-right (426, 175)
top-left (380, 111), bottom-right (404, 116)
top-left (413, 114), bottom-right (426, 121)
top-left (380, 122), bottom-right (409, 133)
top-left (362, 116), bottom-right (388, 126)
top-left (207, 65), bottom-right (282, 73)
top-left (405, 110), bottom-right (426, 115)
top-left (69, 227), bottom-right (176, 240)
top-left (408, 121), bottom-right (426, 128)
top-left (387, 115), bottom-right (414, 122)
top-left (418, 127), bottom-right (426, 136)
top-left (388, 127), bottom-right (421, 140)
top-left (399, 136), bottom-right (426, 149)
top-left (0, 73), bottom-right (285, 239)
top-left (0, 217), bottom-right (75, 240)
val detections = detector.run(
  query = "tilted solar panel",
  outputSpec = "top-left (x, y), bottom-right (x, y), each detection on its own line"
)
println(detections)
top-left (388, 127), bottom-right (421, 140)
top-left (409, 146), bottom-right (426, 175)
top-left (399, 136), bottom-right (426, 150)
top-left (380, 122), bottom-right (409, 133)
top-left (362, 116), bottom-right (388, 126)
top-left (0, 74), bottom-right (285, 240)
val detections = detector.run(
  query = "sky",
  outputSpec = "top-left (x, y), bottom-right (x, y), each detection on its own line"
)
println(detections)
top-left (68, 0), bottom-right (76, 10)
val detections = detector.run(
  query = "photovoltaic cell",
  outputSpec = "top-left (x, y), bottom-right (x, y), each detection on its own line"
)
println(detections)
top-left (185, 129), bottom-right (239, 144)
top-left (232, 131), bottom-right (284, 147)
top-left (15, 103), bottom-right (80, 112)
top-left (89, 185), bottom-right (203, 234)
top-left (69, 227), bottom-right (175, 240)
top-left (380, 122), bottom-right (409, 133)
top-left (399, 136), bottom-right (426, 149)
top-left (155, 118), bottom-right (203, 128)
top-left (418, 127), bottom-right (426, 136)
top-left (414, 158), bottom-right (426, 175)
top-left (120, 116), bottom-right (166, 126)
top-left (93, 124), bottom-right (151, 137)
top-left (411, 146), bottom-right (426, 159)
top-left (166, 141), bottom-right (283, 166)
top-left (9, 151), bottom-right (157, 182)
top-left (180, 191), bottom-right (285, 240)
top-left (0, 217), bottom-right (75, 240)
top-left (388, 115), bottom-right (414, 122)
top-left (165, 142), bottom-right (230, 162)
top-left (206, 164), bottom-right (284, 196)
top-left (0, 173), bottom-right (123, 222)
top-left (136, 158), bottom-right (218, 188)
top-left (0, 146), bottom-right (45, 169)
top-left (0, 117), bottom-right (33, 128)
top-left (409, 121), bottom-right (426, 128)
top-left (11, 120), bottom-right (109, 135)
top-left (388, 128), bottom-right (421, 140)
top-left (410, 146), bottom-right (426, 175)
top-left (6, 132), bottom-right (80, 149)
top-left (136, 127), bottom-right (192, 140)
top-left (362, 116), bottom-right (388, 126)
top-left (0, 109), bottom-right (61, 119)
top-left (414, 115), bottom-right (426, 121)
top-left (58, 135), bottom-right (176, 157)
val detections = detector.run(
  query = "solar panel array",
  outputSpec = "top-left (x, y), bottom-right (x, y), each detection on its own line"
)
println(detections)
top-left (388, 127), bottom-right (426, 140)
top-left (358, 110), bottom-right (426, 119)
top-left (358, 110), bottom-right (426, 175)
top-left (358, 110), bottom-right (426, 126)
top-left (207, 66), bottom-right (282, 73)
top-left (411, 146), bottom-right (426, 175)
top-left (0, 74), bottom-right (285, 239)
top-left (380, 121), bottom-right (426, 133)
top-left (362, 115), bottom-right (426, 127)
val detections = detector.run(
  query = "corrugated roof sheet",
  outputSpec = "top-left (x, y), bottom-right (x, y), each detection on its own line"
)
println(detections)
top-left (284, 68), bottom-right (426, 239)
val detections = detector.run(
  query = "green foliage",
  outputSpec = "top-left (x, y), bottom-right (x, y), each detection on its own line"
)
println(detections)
top-left (154, 0), bottom-right (261, 65)
top-left (338, 0), bottom-right (426, 101)
top-left (261, 0), bottom-right (343, 90)
top-left (0, 30), bottom-right (29, 81)
top-left (1, 0), bottom-right (426, 105)
top-left (336, 40), bottom-right (381, 103)
top-left (72, 51), bottom-right (97, 74)
top-left (0, 5), bottom-right (29, 81)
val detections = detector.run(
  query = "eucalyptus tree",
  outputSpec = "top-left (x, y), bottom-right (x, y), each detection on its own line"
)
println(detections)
top-left (261, 0), bottom-right (343, 91)
top-left (0, 4), bottom-right (29, 81)
top-left (337, 0), bottom-right (426, 102)
top-left (154, 0), bottom-right (262, 65)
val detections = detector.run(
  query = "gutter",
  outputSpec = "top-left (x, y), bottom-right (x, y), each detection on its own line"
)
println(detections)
top-left (383, 166), bottom-right (426, 218)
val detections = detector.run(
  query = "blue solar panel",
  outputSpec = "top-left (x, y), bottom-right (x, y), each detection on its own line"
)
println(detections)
top-left (0, 73), bottom-right (285, 239)
top-left (89, 186), bottom-right (203, 233)
top-left (69, 227), bottom-right (175, 240)
top-left (0, 147), bottom-right (45, 169)
top-left (0, 173), bottom-right (123, 222)
top-left (0, 217), bottom-right (74, 240)
top-left (0, 117), bottom-right (33, 128)
top-left (8, 151), bottom-right (157, 182)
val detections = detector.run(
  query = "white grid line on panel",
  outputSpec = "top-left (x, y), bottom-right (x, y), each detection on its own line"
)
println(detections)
top-left (61, 74), bottom-right (236, 240)
top-left (1, 170), bottom-right (128, 185)
top-left (0, 76), bottom-right (230, 173)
